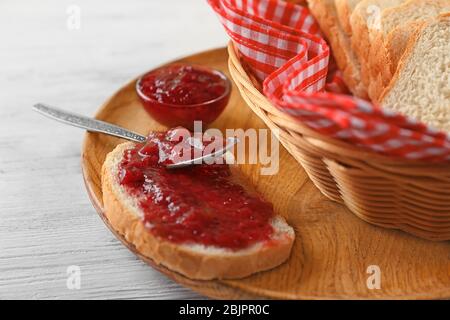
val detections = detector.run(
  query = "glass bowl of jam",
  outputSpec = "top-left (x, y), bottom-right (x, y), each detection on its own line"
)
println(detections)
top-left (136, 64), bottom-right (231, 130)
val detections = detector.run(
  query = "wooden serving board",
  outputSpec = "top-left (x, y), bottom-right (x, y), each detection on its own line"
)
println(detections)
top-left (82, 48), bottom-right (450, 299)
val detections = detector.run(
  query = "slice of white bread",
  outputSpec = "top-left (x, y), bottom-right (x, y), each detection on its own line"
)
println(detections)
top-left (350, 0), bottom-right (406, 89)
top-left (307, 0), bottom-right (368, 98)
top-left (335, 0), bottom-right (363, 34)
top-left (380, 14), bottom-right (450, 132)
top-left (368, 0), bottom-right (450, 102)
top-left (101, 142), bottom-right (295, 280)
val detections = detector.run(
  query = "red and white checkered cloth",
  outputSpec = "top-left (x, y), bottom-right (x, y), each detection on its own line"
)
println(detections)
top-left (208, 0), bottom-right (450, 162)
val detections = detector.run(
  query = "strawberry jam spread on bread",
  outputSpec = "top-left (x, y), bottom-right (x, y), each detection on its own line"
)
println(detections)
top-left (117, 128), bottom-right (274, 250)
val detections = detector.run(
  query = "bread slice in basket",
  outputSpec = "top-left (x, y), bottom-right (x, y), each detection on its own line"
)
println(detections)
top-left (335, 0), bottom-right (363, 35)
top-left (101, 142), bottom-right (295, 280)
top-left (307, 0), bottom-right (368, 98)
top-left (367, 0), bottom-right (450, 102)
top-left (380, 13), bottom-right (450, 132)
top-left (349, 0), bottom-right (407, 91)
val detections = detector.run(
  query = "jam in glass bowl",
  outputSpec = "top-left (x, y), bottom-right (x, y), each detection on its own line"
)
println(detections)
top-left (136, 64), bottom-right (231, 130)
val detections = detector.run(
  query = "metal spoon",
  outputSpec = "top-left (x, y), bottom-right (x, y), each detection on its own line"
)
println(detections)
top-left (32, 103), bottom-right (237, 168)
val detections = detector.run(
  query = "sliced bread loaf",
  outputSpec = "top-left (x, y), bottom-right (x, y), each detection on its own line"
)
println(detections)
top-left (102, 142), bottom-right (295, 280)
top-left (307, 0), bottom-right (368, 98)
top-left (380, 14), bottom-right (450, 132)
top-left (368, 0), bottom-right (450, 102)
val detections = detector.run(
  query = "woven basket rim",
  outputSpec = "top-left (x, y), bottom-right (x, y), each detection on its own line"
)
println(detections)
top-left (227, 41), bottom-right (450, 170)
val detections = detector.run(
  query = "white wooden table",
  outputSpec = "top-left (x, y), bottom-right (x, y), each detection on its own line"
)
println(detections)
top-left (0, 0), bottom-right (228, 299)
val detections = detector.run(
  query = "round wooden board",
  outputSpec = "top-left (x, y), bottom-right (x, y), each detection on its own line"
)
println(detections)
top-left (82, 47), bottom-right (450, 300)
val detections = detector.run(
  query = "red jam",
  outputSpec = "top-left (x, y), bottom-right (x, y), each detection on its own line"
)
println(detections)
top-left (118, 128), bottom-right (274, 250)
top-left (139, 65), bottom-right (227, 105)
top-left (136, 64), bottom-right (231, 129)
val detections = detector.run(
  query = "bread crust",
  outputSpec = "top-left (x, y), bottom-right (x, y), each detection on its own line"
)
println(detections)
top-left (350, 0), bottom-right (405, 95)
top-left (308, 0), bottom-right (368, 98)
top-left (368, 22), bottom-right (418, 103)
top-left (378, 24), bottom-right (421, 104)
top-left (385, 23), bottom-right (419, 74)
top-left (335, 0), bottom-right (362, 35)
top-left (349, 0), bottom-right (374, 88)
top-left (101, 142), bottom-right (295, 280)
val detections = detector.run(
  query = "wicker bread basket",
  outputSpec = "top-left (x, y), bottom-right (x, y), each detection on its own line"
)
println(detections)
top-left (227, 42), bottom-right (450, 241)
